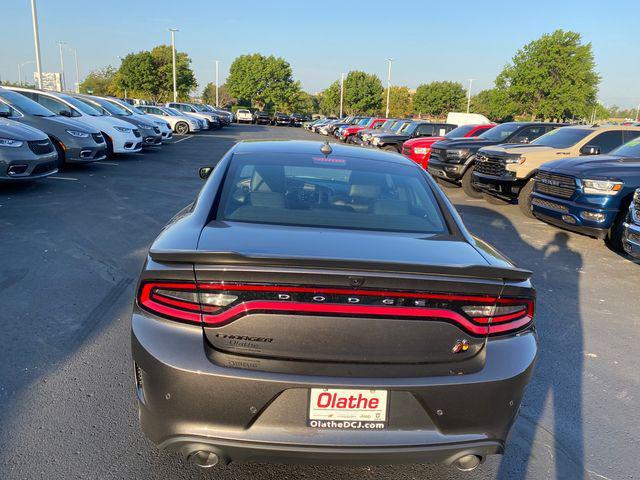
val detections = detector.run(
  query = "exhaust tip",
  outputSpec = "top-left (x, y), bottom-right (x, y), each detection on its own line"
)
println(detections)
top-left (188, 450), bottom-right (219, 468)
top-left (454, 454), bottom-right (482, 472)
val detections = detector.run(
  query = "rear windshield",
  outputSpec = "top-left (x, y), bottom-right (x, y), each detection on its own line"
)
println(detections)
top-left (216, 153), bottom-right (447, 234)
top-left (531, 128), bottom-right (592, 148)
top-left (611, 137), bottom-right (640, 157)
top-left (0, 90), bottom-right (56, 117)
top-left (478, 122), bottom-right (521, 141)
top-left (446, 125), bottom-right (475, 137)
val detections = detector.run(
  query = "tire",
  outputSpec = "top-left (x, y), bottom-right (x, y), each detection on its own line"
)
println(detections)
top-left (518, 179), bottom-right (536, 218)
top-left (175, 122), bottom-right (189, 135)
top-left (606, 211), bottom-right (628, 252)
top-left (103, 134), bottom-right (114, 158)
top-left (51, 138), bottom-right (65, 169)
top-left (484, 194), bottom-right (510, 205)
top-left (383, 145), bottom-right (399, 153)
top-left (461, 165), bottom-right (483, 198)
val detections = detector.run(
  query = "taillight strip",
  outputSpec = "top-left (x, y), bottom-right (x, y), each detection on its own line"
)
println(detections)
top-left (202, 300), bottom-right (489, 335)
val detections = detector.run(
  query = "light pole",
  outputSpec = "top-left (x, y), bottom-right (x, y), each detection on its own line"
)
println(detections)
top-left (635, 103), bottom-right (640, 123)
top-left (30, 0), bottom-right (43, 89)
top-left (385, 58), bottom-right (393, 118)
top-left (169, 28), bottom-right (179, 103)
top-left (215, 60), bottom-right (220, 107)
top-left (339, 73), bottom-right (345, 118)
top-left (57, 41), bottom-right (67, 91)
top-left (66, 46), bottom-right (80, 93)
top-left (466, 78), bottom-right (474, 114)
top-left (18, 61), bottom-right (35, 85)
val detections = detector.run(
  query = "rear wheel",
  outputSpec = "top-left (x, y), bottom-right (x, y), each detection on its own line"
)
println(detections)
top-left (175, 122), bottom-right (189, 135)
top-left (518, 179), bottom-right (536, 218)
top-left (461, 165), bottom-right (483, 198)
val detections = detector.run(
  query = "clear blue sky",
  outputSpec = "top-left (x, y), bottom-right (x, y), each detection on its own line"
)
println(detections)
top-left (2, 0), bottom-right (638, 108)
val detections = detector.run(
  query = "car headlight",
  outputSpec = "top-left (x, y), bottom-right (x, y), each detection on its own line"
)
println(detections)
top-left (581, 179), bottom-right (623, 195)
top-left (114, 126), bottom-right (133, 133)
top-left (505, 155), bottom-right (526, 164)
top-left (0, 137), bottom-right (23, 148)
top-left (414, 147), bottom-right (429, 155)
top-left (65, 130), bottom-right (90, 138)
top-left (372, 137), bottom-right (380, 145)
top-left (447, 149), bottom-right (469, 158)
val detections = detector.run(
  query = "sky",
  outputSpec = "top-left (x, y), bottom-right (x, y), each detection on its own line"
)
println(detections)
top-left (1, 0), bottom-right (639, 108)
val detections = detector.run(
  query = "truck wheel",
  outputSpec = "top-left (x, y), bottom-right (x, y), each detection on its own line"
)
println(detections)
top-left (461, 165), bottom-right (483, 199)
top-left (518, 179), bottom-right (536, 218)
top-left (175, 122), bottom-right (189, 135)
top-left (606, 212), bottom-right (627, 252)
top-left (383, 145), bottom-right (399, 153)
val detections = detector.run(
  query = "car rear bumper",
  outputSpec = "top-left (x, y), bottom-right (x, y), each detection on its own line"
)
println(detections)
top-left (427, 159), bottom-right (465, 182)
top-left (131, 312), bottom-right (537, 465)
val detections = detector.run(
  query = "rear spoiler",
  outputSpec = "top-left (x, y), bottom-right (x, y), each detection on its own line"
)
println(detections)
top-left (149, 249), bottom-right (532, 282)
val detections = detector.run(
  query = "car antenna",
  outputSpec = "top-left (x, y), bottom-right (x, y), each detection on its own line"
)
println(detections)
top-left (320, 141), bottom-right (332, 156)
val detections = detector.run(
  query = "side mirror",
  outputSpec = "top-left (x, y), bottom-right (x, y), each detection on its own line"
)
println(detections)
top-left (199, 167), bottom-right (213, 180)
top-left (580, 145), bottom-right (601, 155)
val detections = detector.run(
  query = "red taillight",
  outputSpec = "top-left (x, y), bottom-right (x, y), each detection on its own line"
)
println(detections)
top-left (137, 281), bottom-right (534, 335)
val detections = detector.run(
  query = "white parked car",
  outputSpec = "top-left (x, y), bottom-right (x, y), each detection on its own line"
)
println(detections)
top-left (136, 105), bottom-right (200, 134)
top-left (235, 108), bottom-right (253, 124)
top-left (104, 98), bottom-right (173, 142)
top-left (165, 102), bottom-right (220, 130)
top-left (8, 87), bottom-right (142, 155)
top-left (166, 107), bottom-right (208, 132)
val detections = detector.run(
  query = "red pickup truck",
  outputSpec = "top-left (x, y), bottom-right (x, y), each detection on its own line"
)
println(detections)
top-left (402, 123), bottom-right (495, 169)
top-left (339, 117), bottom-right (387, 143)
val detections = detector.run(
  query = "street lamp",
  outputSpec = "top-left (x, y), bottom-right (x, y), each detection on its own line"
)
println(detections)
top-left (635, 103), bottom-right (640, 123)
top-left (385, 58), bottom-right (393, 118)
top-left (65, 46), bottom-right (80, 93)
top-left (30, 0), bottom-right (43, 89)
top-left (18, 61), bottom-right (35, 85)
top-left (215, 60), bottom-right (220, 107)
top-left (339, 73), bottom-right (345, 118)
top-left (169, 28), bottom-right (179, 103)
top-left (466, 79), bottom-right (474, 114)
top-left (57, 41), bottom-right (67, 91)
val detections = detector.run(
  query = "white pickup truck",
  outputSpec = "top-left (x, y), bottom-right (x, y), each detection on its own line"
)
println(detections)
top-left (236, 109), bottom-right (253, 124)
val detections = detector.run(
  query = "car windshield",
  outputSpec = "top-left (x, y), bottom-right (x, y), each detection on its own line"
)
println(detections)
top-left (610, 137), bottom-right (640, 157)
top-left (478, 123), bottom-right (521, 141)
top-left (391, 122), bottom-right (407, 133)
top-left (126, 104), bottom-right (146, 115)
top-left (358, 118), bottom-right (370, 125)
top-left (445, 125), bottom-right (476, 137)
top-left (166, 107), bottom-right (183, 116)
top-left (402, 123), bottom-right (419, 135)
top-left (531, 127), bottom-right (592, 148)
top-left (91, 99), bottom-right (130, 116)
top-left (191, 104), bottom-right (206, 112)
top-left (380, 120), bottom-right (394, 130)
top-left (0, 90), bottom-right (56, 117)
top-left (61, 95), bottom-right (103, 116)
top-left (217, 152), bottom-right (447, 234)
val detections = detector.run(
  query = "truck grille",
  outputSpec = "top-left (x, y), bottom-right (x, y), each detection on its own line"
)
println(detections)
top-left (27, 140), bottom-right (54, 155)
top-left (431, 148), bottom-right (445, 161)
top-left (634, 190), bottom-right (640, 212)
top-left (534, 171), bottom-right (576, 199)
top-left (474, 155), bottom-right (506, 176)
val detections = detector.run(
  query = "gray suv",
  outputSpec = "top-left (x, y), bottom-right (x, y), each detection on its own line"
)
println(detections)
top-left (0, 117), bottom-right (58, 181)
top-left (0, 88), bottom-right (107, 168)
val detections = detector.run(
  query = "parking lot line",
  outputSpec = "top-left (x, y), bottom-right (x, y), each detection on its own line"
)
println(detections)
top-left (98, 162), bottom-right (119, 166)
top-left (48, 176), bottom-right (78, 181)
top-left (171, 135), bottom-right (194, 144)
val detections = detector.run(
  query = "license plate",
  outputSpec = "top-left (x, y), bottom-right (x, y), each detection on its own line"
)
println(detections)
top-left (308, 388), bottom-right (388, 429)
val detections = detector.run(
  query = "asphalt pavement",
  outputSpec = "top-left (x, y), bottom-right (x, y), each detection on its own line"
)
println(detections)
top-left (0, 124), bottom-right (638, 480)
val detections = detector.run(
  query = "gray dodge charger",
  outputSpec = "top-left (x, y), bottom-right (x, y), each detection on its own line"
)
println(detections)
top-left (131, 140), bottom-right (537, 472)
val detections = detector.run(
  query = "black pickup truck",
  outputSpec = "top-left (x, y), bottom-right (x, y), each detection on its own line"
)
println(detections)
top-left (372, 121), bottom-right (456, 153)
top-left (428, 122), bottom-right (562, 197)
top-left (253, 111), bottom-right (271, 125)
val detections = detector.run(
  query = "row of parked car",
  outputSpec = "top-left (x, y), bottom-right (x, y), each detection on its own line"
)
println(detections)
top-left (304, 115), bottom-right (640, 262)
top-left (0, 86), bottom-right (234, 181)
top-left (235, 109), bottom-right (310, 126)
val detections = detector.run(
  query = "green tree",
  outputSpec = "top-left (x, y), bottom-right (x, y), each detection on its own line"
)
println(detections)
top-left (201, 83), bottom-right (237, 107)
top-left (497, 30), bottom-right (600, 121)
top-left (319, 80), bottom-right (340, 116)
top-left (226, 53), bottom-right (299, 110)
top-left (79, 66), bottom-right (117, 95)
top-left (116, 46), bottom-right (197, 103)
top-left (382, 86), bottom-right (412, 118)
top-left (470, 88), bottom-right (517, 122)
top-left (413, 81), bottom-right (466, 116)
top-left (343, 71), bottom-right (383, 115)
